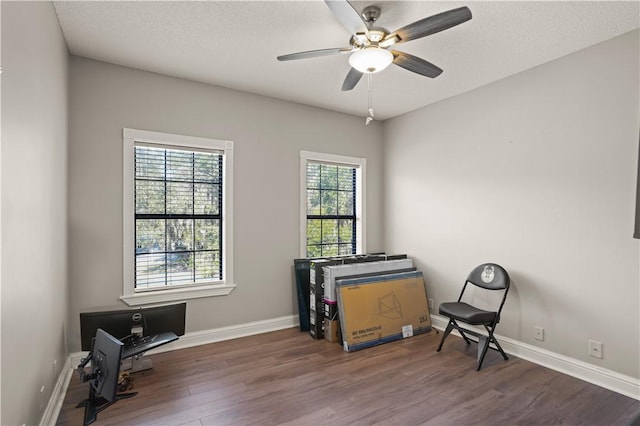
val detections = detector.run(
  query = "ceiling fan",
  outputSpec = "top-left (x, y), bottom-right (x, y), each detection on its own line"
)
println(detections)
top-left (277, 1), bottom-right (472, 91)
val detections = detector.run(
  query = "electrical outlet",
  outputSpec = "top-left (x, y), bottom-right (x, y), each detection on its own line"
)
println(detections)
top-left (534, 326), bottom-right (544, 341)
top-left (589, 340), bottom-right (603, 359)
top-left (428, 298), bottom-right (434, 310)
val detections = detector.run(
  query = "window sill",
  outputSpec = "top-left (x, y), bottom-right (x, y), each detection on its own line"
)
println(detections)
top-left (120, 283), bottom-right (236, 306)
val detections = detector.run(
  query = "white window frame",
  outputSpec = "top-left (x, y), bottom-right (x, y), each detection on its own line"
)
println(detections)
top-left (122, 128), bottom-right (235, 305)
top-left (300, 150), bottom-right (366, 258)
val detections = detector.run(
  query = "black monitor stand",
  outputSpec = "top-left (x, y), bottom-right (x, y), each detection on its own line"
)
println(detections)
top-left (75, 353), bottom-right (137, 426)
top-left (76, 384), bottom-right (137, 426)
top-left (120, 331), bottom-right (179, 373)
top-left (75, 331), bottom-right (178, 424)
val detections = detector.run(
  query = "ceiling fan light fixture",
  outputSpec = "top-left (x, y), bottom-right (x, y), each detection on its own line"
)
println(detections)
top-left (379, 34), bottom-right (400, 48)
top-left (349, 47), bottom-right (393, 74)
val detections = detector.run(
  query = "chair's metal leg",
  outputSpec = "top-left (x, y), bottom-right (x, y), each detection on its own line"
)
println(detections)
top-left (476, 335), bottom-right (491, 371)
top-left (484, 325), bottom-right (509, 361)
top-left (490, 333), bottom-right (509, 360)
top-left (457, 325), bottom-right (472, 345)
top-left (436, 320), bottom-right (454, 352)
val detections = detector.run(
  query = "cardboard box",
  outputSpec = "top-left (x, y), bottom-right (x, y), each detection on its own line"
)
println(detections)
top-left (310, 255), bottom-right (388, 292)
top-left (324, 299), bottom-right (339, 320)
top-left (307, 255), bottom-right (408, 340)
top-left (310, 309), bottom-right (324, 339)
top-left (310, 289), bottom-right (323, 313)
top-left (323, 259), bottom-right (414, 303)
top-left (309, 256), bottom-right (388, 339)
top-left (309, 288), bottom-right (324, 339)
top-left (336, 271), bottom-right (431, 352)
top-left (310, 259), bottom-right (343, 293)
top-left (383, 254), bottom-right (408, 261)
top-left (324, 319), bottom-right (340, 343)
top-left (342, 254), bottom-right (387, 265)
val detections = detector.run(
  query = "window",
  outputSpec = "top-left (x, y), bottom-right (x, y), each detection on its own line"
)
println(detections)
top-left (300, 151), bottom-right (366, 257)
top-left (122, 129), bottom-right (234, 305)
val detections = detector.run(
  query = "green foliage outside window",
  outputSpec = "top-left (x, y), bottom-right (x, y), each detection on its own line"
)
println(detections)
top-left (306, 162), bottom-right (356, 257)
top-left (134, 146), bottom-right (222, 288)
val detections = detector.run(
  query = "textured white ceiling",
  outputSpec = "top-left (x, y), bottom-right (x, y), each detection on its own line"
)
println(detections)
top-left (53, 1), bottom-right (640, 120)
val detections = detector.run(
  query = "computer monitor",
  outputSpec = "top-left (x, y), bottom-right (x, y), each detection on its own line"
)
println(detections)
top-left (80, 309), bottom-right (139, 351)
top-left (79, 302), bottom-right (186, 351)
top-left (90, 329), bottom-right (124, 403)
top-left (139, 302), bottom-right (186, 336)
top-left (76, 328), bottom-right (137, 426)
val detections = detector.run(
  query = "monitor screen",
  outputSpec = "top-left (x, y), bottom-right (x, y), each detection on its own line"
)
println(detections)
top-left (140, 302), bottom-right (186, 337)
top-left (80, 309), bottom-right (142, 351)
top-left (79, 302), bottom-right (186, 351)
top-left (91, 329), bottom-right (124, 403)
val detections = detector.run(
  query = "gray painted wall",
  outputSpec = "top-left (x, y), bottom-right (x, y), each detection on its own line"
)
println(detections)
top-left (383, 30), bottom-right (640, 378)
top-left (2, 5), bottom-right (638, 424)
top-left (67, 56), bottom-right (384, 351)
top-left (1, 2), bottom-right (69, 425)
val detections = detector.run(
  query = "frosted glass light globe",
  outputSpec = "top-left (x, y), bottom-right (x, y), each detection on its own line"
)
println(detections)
top-left (349, 47), bottom-right (393, 74)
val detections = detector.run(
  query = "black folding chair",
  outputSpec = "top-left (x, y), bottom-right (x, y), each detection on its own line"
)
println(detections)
top-left (436, 263), bottom-right (510, 370)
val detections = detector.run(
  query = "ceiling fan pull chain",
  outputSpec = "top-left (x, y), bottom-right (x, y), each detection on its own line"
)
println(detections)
top-left (366, 73), bottom-right (374, 125)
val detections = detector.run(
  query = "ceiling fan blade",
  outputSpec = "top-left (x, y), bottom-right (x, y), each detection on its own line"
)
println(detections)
top-left (325, 0), bottom-right (369, 38)
top-left (384, 6), bottom-right (471, 46)
top-left (341, 67), bottom-right (363, 91)
top-left (277, 47), bottom-right (352, 61)
top-left (391, 51), bottom-right (443, 78)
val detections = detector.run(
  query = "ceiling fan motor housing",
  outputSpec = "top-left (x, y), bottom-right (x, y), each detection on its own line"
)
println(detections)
top-left (361, 5), bottom-right (381, 24)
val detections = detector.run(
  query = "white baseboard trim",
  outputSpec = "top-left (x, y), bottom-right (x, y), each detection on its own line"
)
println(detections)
top-left (40, 357), bottom-right (74, 426)
top-left (147, 314), bottom-right (299, 355)
top-left (69, 314), bottom-right (299, 371)
top-left (430, 314), bottom-right (640, 401)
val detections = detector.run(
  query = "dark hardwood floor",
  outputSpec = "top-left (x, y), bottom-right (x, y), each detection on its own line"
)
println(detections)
top-left (57, 327), bottom-right (640, 426)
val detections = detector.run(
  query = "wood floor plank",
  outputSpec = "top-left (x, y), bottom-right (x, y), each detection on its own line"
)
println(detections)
top-left (56, 328), bottom-right (640, 426)
top-left (274, 407), bottom-right (340, 426)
